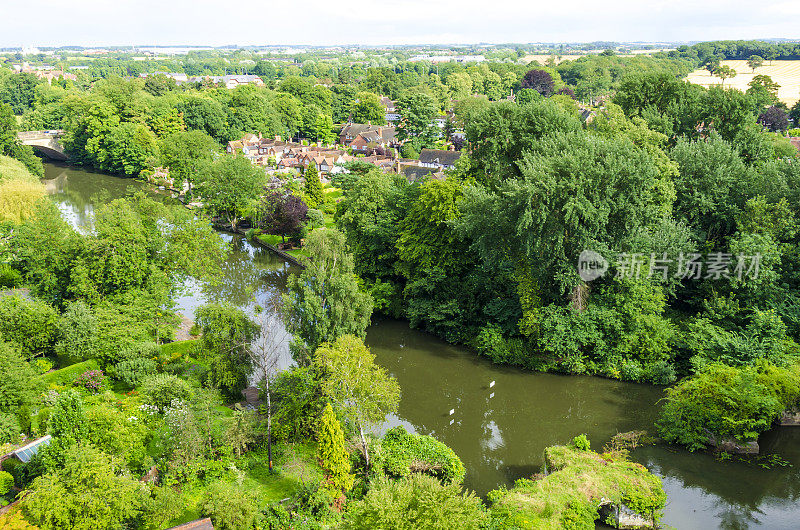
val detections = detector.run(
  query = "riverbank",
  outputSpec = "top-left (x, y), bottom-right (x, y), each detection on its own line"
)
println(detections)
top-left (41, 162), bottom-right (800, 529)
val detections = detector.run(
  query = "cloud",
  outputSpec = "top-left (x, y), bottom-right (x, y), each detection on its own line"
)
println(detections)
top-left (1, 0), bottom-right (799, 47)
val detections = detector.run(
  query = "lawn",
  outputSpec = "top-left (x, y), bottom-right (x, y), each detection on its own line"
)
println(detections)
top-left (167, 442), bottom-right (323, 527)
top-left (686, 60), bottom-right (800, 107)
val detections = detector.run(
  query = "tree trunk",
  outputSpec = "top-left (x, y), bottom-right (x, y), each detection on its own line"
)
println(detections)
top-left (266, 383), bottom-right (273, 471)
top-left (359, 424), bottom-right (369, 475)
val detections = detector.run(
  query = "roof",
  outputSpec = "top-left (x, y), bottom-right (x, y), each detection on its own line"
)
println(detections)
top-left (167, 518), bottom-right (214, 530)
top-left (790, 137), bottom-right (800, 152)
top-left (13, 435), bottom-right (51, 463)
top-left (402, 166), bottom-right (442, 182)
top-left (340, 123), bottom-right (395, 141)
top-left (419, 149), bottom-right (461, 167)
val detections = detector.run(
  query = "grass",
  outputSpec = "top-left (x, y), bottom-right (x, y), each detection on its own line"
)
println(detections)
top-left (0, 155), bottom-right (39, 184)
top-left (686, 60), bottom-right (800, 107)
top-left (166, 442), bottom-right (323, 527)
top-left (161, 339), bottom-right (201, 358)
top-left (489, 444), bottom-right (666, 529)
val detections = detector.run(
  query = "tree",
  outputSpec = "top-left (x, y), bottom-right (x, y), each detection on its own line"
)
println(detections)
top-left (159, 130), bottom-right (219, 193)
top-left (303, 164), bottom-right (324, 208)
top-left (520, 69), bottom-right (555, 96)
top-left (54, 300), bottom-right (98, 363)
top-left (351, 91), bottom-right (385, 125)
top-left (715, 65), bottom-right (737, 86)
top-left (257, 189), bottom-right (308, 243)
top-left (747, 75), bottom-right (781, 107)
top-left (0, 340), bottom-right (40, 414)
top-left (198, 155), bottom-right (265, 230)
top-left (195, 303), bottom-right (259, 397)
top-left (317, 402), bottom-right (354, 493)
top-left (281, 229), bottom-right (373, 364)
top-left (0, 103), bottom-right (43, 177)
top-left (23, 445), bottom-right (144, 530)
top-left (759, 105), bottom-right (789, 132)
top-left (104, 122), bottom-right (159, 177)
top-left (747, 55), bottom-right (764, 72)
top-left (395, 92), bottom-right (438, 141)
top-left (446, 72), bottom-right (473, 100)
top-left (342, 474), bottom-right (487, 530)
top-left (313, 335), bottom-right (400, 469)
top-left (703, 56), bottom-right (721, 74)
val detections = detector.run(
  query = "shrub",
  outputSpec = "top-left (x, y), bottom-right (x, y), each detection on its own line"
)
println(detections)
top-left (0, 470), bottom-right (13, 495)
top-left (140, 373), bottom-right (191, 411)
top-left (375, 426), bottom-right (466, 484)
top-left (111, 342), bottom-right (160, 387)
top-left (571, 434), bottom-right (591, 451)
top-left (74, 369), bottom-right (105, 393)
top-left (317, 403), bottom-right (353, 493)
top-left (33, 358), bottom-right (52, 375)
top-left (343, 474), bottom-right (487, 530)
top-left (0, 340), bottom-right (40, 413)
top-left (0, 264), bottom-right (22, 288)
top-left (39, 359), bottom-right (100, 386)
top-left (200, 481), bottom-right (258, 530)
top-left (658, 362), bottom-right (800, 450)
top-left (0, 413), bottom-right (21, 444)
top-left (54, 300), bottom-right (98, 363)
top-left (0, 296), bottom-right (59, 361)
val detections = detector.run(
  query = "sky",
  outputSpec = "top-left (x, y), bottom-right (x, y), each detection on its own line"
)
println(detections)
top-left (2, 0), bottom-right (799, 47)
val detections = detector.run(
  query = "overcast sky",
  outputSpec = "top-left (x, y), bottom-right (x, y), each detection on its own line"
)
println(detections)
top-left (2, 0), bottom-right (799, 47)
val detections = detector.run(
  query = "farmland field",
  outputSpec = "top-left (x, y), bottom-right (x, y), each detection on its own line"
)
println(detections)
top-left (686, 59), bottom-right (800, 107)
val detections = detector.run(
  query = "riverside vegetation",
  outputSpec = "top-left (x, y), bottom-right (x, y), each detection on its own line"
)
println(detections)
top-left (1, 39), bottom-right (800, 528)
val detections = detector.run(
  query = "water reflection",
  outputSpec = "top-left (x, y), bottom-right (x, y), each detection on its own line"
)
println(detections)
top-left (43, 163), bottom-right (800, 529)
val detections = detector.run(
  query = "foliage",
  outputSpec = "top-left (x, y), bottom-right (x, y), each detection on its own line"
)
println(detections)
top-left (198, 155), bottom-right (265, 230)
top-left (488, 443), bottom-right (665, 529)
top-left (317, 403), bottom-right (354, 493)
top-left (521, 69), bottom-right (556, 96)
top-left (22, 444), bottom-right (144, 530)
top-left (0, 296), bottom-right (59, 361)
top-left (199, 481), bottom-right (258, 530)
top-left (73, 369), bottom-right (105, 393)
top-left (269, 366), bottom-right (323, 442)
top-left (0, 340), bottom-right (40, 414)
top-left (303, 165), bottom-right (324, 208)
top-left (375, 426), bottom-right (465, 484)
top-left (343, 474), bottom-right (487, 530)
top-left (0, 413), bottom-right (22, 444)
top-left (658, 363), bottom-right (800, 450)
top-left (282, 230), bottom-right (373, 363)
top-left (313, 335), bottom-right (400, 467)
top-left (226, 405), bottom-right (259, 457)
top-left (571, 434), bottom-right (591, 451)
top-left (0, 470), bottom-right (13, 495)
top-left (54, 301), bottom-right (97, 364)
top-left (257, 189), bottom-right (308, 242)
top-left (84, 404), bottom-right (147, 472)
top-left (140, 373), bottom-right (192, 412)
top-left (195, 303), bottom-right (259, 397)
top-left (758, 105), bottom-right (789, 132)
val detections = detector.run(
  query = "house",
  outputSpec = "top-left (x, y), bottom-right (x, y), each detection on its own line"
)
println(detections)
top-left (418, 149), bottom-right (461, 170)
top-left (349, 128), bottom-right (397, 154)
top-left (402, 165), bottom-right (443, 182)
top-left (381, 97), bottom-right (401, 123)
top-left (339, 123), bottom-right (396, 147)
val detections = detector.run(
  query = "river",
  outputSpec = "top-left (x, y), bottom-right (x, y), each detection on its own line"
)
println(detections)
top-left (42, 162), bottom-right (800, 529)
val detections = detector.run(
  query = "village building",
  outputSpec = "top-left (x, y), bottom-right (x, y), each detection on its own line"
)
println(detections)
top-left (418, 148), bottom-right (462, 170)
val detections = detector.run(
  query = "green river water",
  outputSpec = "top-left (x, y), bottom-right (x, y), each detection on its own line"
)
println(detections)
top-left (42, 162), bottom-right (800, 529)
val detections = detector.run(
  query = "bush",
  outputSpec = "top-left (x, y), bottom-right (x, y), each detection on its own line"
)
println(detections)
top-left (571, 434), bottom-right (591, 451)
top-left (343, 474), bottom-right (487, 530)
top-left (0, 470), bottom-right (14, 495)
top-left (0, 296), bottom-right (59, 361)
top-left (375, 426), bottom-right (466, 484)
top-left (39, 359), bottom-right (100, 386)
top-left (54, 300), bottom-right (97, 364)
top-left (0, 340), bottom-right (40, 413)
top-left (658, 362), bottom-right (800, 450)
top-left (0, 264), bottom-right (22, 288)
top-left (33, 358), bottom-right (52, 375)
top-left (111, 342), bottom-right (160, 387)
top-left (0, 413), bottom-right (21, 444)
top-left (200, 481), bottom-right (258, 530)
top-left (74, 369), bottom-right (105, 393)
top-left (140, 373), bottom-right (191, 411)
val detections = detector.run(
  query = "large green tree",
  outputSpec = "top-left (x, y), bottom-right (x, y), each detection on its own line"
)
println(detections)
top-left (198, 155), bottom-right (265, 230)
top-left (281, 229), bottom-right (373, 364)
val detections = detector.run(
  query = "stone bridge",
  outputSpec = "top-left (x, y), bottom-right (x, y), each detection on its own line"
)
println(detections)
top-left (17, 130), bottom-right (68, 160)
